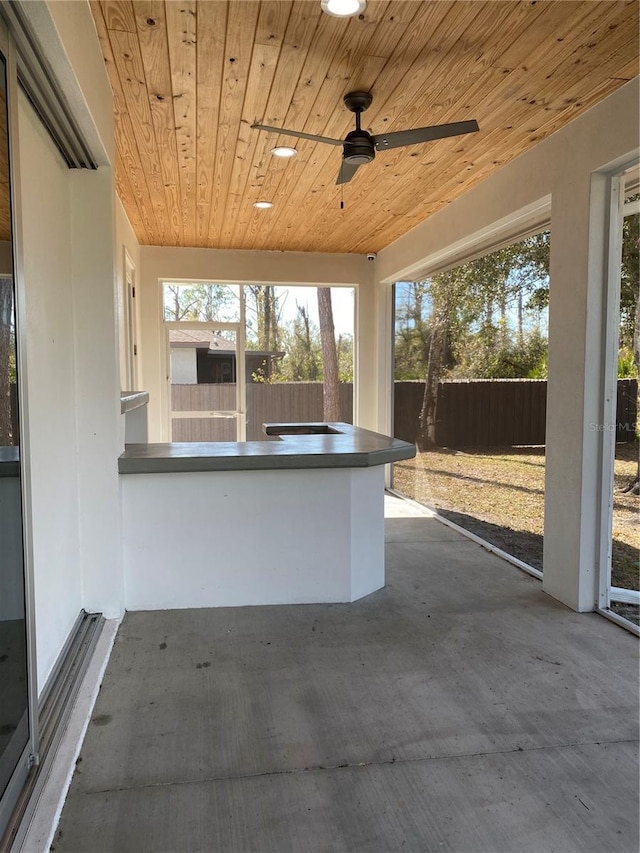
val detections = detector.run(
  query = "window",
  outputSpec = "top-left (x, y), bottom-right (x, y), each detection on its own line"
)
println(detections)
top-left (162, 282), bottom-right (355, 441)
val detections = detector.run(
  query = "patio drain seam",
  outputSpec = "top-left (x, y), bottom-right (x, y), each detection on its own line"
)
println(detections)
top-left (75, 735), bottom-right (639, 797)
top-left (385, 537), bottom-right (468, 544)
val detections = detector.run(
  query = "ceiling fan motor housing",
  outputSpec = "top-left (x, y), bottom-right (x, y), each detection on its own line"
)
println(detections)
top-left (343, 129), bottom-right (375, 164)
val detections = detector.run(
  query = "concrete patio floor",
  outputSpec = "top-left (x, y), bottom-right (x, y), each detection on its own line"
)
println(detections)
top-left (52, 497), bottom-right (639, 853)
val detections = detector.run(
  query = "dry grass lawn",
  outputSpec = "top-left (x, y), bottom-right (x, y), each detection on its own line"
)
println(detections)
top-left (393, 442), bottom-right (639, 593)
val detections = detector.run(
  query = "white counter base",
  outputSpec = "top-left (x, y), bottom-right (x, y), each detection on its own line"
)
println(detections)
top-left (122, 466), bottom-right (384, 610)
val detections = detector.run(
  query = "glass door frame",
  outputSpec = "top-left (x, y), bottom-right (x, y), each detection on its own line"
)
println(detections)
top-left (124, 248), bottom-right (139, 391)
top-left (596, 162), bottom-right (640, 635)
top-left (0, 20), bottom-right (40, 837)
top-left (164, 320), bottom-right (247, 442)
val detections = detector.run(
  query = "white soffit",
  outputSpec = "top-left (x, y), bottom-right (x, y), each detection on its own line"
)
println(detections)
top-left (381, 195), bottom-right (552, 284)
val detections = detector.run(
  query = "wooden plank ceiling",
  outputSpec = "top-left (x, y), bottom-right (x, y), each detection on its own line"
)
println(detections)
top-left (90, 0), bottom-right (639, 255)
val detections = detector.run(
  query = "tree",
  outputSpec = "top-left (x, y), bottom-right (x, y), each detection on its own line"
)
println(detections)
top-left (415, 271), bottom-right (462, 449)
top-left (412, 232), bottom-right (551, 449)
top-left (336, 333), bottom-right (354, 383)
top-left (452, 327), bottom-right (548, 380)
top-left (245, 285), bottom-right (282, 352)
top-left (317, 287), bottom-right (341, 421)
top-left (279, 304), bottom-right (321, 381)
top-left (620, 204), bottom-right (639, 495)
top-left (394, 281), bottom-right (431, 379)
top-left (163, 283), bottom-right (236, 322)
top-left (164, 283), bottom-right (197, 321)
top-left (619, 205), bottom-right (639, 356)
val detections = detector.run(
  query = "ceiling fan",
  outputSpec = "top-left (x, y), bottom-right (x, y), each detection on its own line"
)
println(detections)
top-left (252, 91), bottom-right (479, 185)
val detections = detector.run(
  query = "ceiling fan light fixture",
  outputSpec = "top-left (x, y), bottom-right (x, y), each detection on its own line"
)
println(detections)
top-left (321, 0), bottom-right (366, 18)
top-left (271, 146), bottom-right (297, 158)
top-left (253, 201), bottom-right (273, 209)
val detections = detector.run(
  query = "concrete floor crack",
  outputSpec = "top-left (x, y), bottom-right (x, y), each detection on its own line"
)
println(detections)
top-left (82, 735), bottom-right (639, 797)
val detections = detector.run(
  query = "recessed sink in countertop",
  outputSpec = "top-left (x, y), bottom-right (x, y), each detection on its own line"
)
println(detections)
top-left (263, 423), bottom-right (341, 436)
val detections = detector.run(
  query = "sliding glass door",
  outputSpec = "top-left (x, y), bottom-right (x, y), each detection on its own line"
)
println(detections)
top-left (0, 31), bottom-right (34, 837)
top-left (597, 168), bottom-right (640, 633)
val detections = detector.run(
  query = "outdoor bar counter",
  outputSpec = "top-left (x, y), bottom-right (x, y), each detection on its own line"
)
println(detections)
top-left (119, 424), bottom-right (415, 610)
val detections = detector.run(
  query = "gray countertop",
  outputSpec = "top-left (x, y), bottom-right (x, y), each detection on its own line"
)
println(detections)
top-left (120, 391), bottom-right (149, 414)
top-left (118, 423), bottom-right (415, 474)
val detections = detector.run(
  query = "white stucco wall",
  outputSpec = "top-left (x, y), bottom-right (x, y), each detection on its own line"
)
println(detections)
top-left (122, 466), bottom-right (384, 609)
top-left (14, 1), bottom-right (124, 691)
top-left (138, 247), bottom-right (376, 441)
top-left (377, 78), bottom-right (640, 612)
top-left (70, 167), bottom-right (123, 621)
top-left (18, 92), bottom-right (82, 693)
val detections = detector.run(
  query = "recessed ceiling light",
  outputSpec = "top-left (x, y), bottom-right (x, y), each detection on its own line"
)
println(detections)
top-left (253, 201), bottom-right (273, 209)
top-left (271, 146), bottom-right (297, 158)
top-left (320, 0), bottom-right (366, 18)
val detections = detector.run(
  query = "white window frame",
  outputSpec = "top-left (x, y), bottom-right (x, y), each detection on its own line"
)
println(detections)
top-left (159, 280), bottom-right (356, 443)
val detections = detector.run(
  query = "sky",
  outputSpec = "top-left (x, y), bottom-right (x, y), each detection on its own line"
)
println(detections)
top-left (271, 285), bottom-right (355, 337)
top-left (163, 282), bottom-right (355, 338)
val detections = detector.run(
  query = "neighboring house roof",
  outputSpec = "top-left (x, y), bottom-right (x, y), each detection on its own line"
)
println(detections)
top-left (168, 329), bottom-right (284, 359)
top-left (169, 329), bottom-right (234, 351)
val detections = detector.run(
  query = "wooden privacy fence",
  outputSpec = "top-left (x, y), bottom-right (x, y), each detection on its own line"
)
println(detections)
top-left (171, 382), bottom-right (354, 442)
top-left (394, 378), bottom-right (638, 447)
top-left (171, 379), bottom-right (636, 446)
top-left (616, 378), bottom-right (639, 441)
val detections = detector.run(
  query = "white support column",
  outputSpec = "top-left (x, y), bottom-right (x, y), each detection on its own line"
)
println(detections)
top-left (70, 167), bottom-right (124, 618)
top-left (376, 278), bottom-right (394, 439)
top-left (543, 173), bottom-right (612, 611)
top-left (355, 262), bottom-right (378, 430)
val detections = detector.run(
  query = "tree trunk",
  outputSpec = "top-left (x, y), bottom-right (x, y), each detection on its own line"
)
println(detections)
top-left (517, 290), bottom-right (524, 344)
top-left (306, 306), bottom-right (318, 381)
top-left (485, 295), bottom-right (494, 328)
top-left (254, 285), bottom-right (279, 352)
top-left (416, 319), bottom-right (445, 451)
top-left (317, 287), bottom-right (341, 422)
top-left (499, 292), bottom-right (508, 345)
top-left (0, 278), bottom-right (13, 445)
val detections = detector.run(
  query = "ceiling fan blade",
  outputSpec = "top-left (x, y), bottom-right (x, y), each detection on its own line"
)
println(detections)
top-left (373, 119), bottom-right (479, 152)
top-left (251, 123), bottom-right (343, 147)
top-left (336, 160), bottom-right (362, 185)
